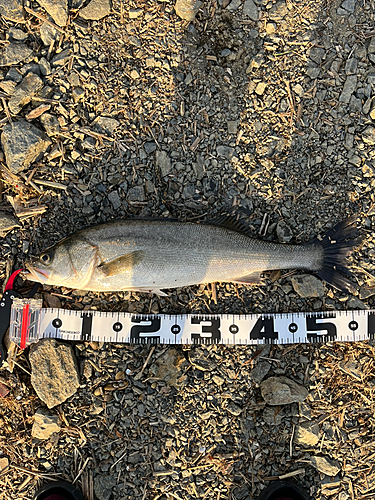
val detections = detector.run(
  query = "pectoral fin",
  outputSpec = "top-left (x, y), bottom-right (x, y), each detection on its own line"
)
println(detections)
top-left (98, 250), bottom-right (145, 277)
top-left (231, 272), bottom-right (263, 285)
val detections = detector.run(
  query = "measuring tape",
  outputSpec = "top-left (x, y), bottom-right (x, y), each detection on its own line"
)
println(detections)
top-left (8, 298), bottom-right (375, 347)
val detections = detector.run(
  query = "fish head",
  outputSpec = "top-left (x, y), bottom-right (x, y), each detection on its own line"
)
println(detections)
top-left (25, 237), bottom-right (99, 289)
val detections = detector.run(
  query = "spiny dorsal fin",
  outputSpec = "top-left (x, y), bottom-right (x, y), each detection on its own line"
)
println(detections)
top-left (203, 215), bottom-right (254, 237)
top-left (98, 250), bottom-right (145, 277)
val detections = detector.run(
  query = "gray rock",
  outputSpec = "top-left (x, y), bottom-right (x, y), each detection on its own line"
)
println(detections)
top-left (29, 339), bottom-right (80, 409)
top-left (227, 0), bottom-right (241, 11)
top-left (0, 212), bottom-right (20, 236)
top-left (0, 0), bottom-right (24, 22)
top-left (37, 0), bottom-right (68, 26)
top-left (156, 150), bottom-right (172, 177)
top-left (291, 275), bottom-right (324, 298)
top-left (345, 57), bottom-right (358, 75)
top-left (40, 21), bottom-right (59, 46)
top-left (5, 67), bottom-right (22, 83)
top-left (1, 120), bottom-right (51, 174)
top-left (92, 116), bottom-right (119, 135)
top-left (72, 87), bottom-right (85, 102)
top-left (108, 190), bottom-right (122, 210)
top-left (40, 113), bottom-right (60, 136)
top-left (243, 0), bottom-right (258, 20)
top-left (51, 49), bottom-right (71, 66)
top-left (368, 37), bottom-right (375, 54)
top-left (0, 43), bottom-right (33, 67)
top-left (362, 126), bottom-right (375, 145)
top-left (347, 296), bottom-right (367, 309)
top-left (144, 142), bottom-right (157, 154)
top-left (8, 27), bottom-right (28, 42)
top-left (339, 75), bottom-right (357, 103)
top-left (249, 361), bottom-right (271, 385)
top-left (127, 185), bottom-right (145, 202)
top-left (227, 402), bottom-right (242, 416)
top-left (39, 57), bottom-right (51, 76)
top-left (310, 456), bottom-right (340, 476)
top-left (217, 145), bottom-right (234, 159)
top-left (263, 406), bottom-right (284, 425)
top-left (174, 0), bottom-right (202, 21)
top-left (79, 0), bottom-right (111, 20)
top-left (260, 376), bottom-right (309, 405)
top-left (227, 120), bottom-right (238, 135)
top-left (149, 348), bottom-right (188, 388)
top-left (309, 47), bottom-right (325, 64)
top-left (341, 0), bottom-right (356, 13)
top-left (268, 0), bottom-right (288, 20)
top-left (8, 73), bottom-right (43, 115)
top-left (189, 348), bottom-right (216, 371)
top-left (295, 421), bottom-right (320, 446)
top-left (32, 408), bottom-right (61, 439)
top-left (276, 220), bottom-right (293, 242)
top-left (94, 474), bottom-right (117, 500)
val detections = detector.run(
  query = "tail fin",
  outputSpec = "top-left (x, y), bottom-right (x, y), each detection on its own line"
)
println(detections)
top-left (307, 216), bottom-right (360, 293)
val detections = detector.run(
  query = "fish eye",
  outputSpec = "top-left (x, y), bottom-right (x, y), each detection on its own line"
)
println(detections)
top-left (40, 253), bottom-right (51, 265)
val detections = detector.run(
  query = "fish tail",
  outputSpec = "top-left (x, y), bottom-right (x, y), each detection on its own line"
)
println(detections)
top-left (307, 216), bottom-right (360, 293)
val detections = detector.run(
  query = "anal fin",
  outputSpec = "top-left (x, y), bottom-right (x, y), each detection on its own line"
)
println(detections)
top-left (231, 271), bottom-right (263, 285)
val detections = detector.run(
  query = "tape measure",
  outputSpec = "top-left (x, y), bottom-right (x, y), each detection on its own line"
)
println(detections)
top-left (8, 298), bottom-right (375, 348)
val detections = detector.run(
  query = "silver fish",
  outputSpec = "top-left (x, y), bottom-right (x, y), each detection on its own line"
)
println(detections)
top-left (24, 217), bottom-right (358, 295)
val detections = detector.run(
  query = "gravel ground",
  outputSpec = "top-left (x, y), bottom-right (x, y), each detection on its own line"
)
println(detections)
top-left (1, 0), bottom-right (375, 499)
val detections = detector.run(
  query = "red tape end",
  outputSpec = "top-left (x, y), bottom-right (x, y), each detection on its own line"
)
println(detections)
top-left (4, 269), bottom-right (25, 291)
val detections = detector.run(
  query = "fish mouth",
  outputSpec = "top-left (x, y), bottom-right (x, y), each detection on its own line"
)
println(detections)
top-left (24, 265), bottom-right (51, 283)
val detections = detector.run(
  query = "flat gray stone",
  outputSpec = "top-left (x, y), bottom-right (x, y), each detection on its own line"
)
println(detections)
top-left (368, 37), bottom-right (375, 54)
top-left (40, 21), bottom-right (59, 46)
top-left (276, 220), bottom-right (293, 242)
top-left (291, 275), bottom-right (324, 298)
top-left (175, 0), bottom-right (202, 21)
top-left (310, 456), bottom-right (340, 476)
top-left (94, 474), bottom-right (117, 500)
top-left (79, 0), bottom-right (111, 20)
top-left (189, 348), bottom-right (216, 371)
top-left (0, 43), bottom-right (32, 66)
top-left (341, 0), bottom-right (356, 13)
top-left (0, 212), bottom-right (20, 236)
top-left (295, 421), bottom-right (320, 446)
top-left (243, 0), bottom-right (258, 20)
top-left (227, 0), bottom-right (241, 11)
top-left (1, 120), bottom-right (51, 174)
top-left (217, 145), bottom-right (234, 159)
top-left (29, 339), bottom-right (80, 409)
top-left (51, 49), bottom-right (71, 66)
top-left (260, 376), bottom-right (309, 405)
top-left (40, 113), bottom-right (60, 136)
top-left (37, 0), bottom-right (68, 26)
top-left (249, 361), bottom-right (271, 385)
top-left (32, 408), bottom-right (61, 439)
top-left (149, 348), bottom-right (188, 389)
top-left (8, 73), bottom-right (43, 115)
top-left (339, 75), bottom-right (357, 103)
top-left (268, 0), bottom-right (288, 20)
top-left (92, 116), bottom-right (119, 135)
top-left (345, 57), bottom-right (358, 75)
top-left (127, 185), bottom-right (145, 203)
top-left (363, 126), bottom-right (375, 145)
top-left (156, 150), bottom-right (172, 177)
top-left (0, 0), bottom-right (24, 22)
top-left (108, 190), bottom-right (121, 210)
top-left (144, 142), bottom-right (157, 154)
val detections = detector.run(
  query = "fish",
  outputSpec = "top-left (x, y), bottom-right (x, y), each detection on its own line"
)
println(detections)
top-left (24, 216), bottom-right (359, 295)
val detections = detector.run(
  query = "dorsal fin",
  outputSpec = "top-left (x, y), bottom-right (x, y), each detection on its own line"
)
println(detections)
top-left (203, 215), bottom-right (254, 237)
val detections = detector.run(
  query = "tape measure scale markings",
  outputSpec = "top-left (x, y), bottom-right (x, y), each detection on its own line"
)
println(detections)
top-left (8, 298), bottom-right (375, 348)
